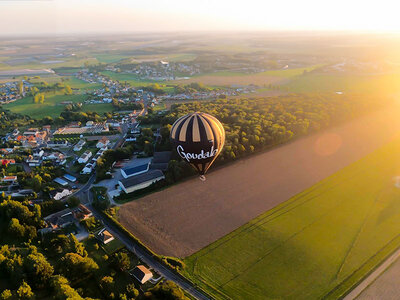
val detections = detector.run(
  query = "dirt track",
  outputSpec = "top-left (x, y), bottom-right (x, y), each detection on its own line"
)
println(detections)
top-left (119, 104), bottom-right (400, 258)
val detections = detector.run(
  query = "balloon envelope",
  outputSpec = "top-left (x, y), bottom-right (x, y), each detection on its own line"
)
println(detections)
top-left (170, 112), bottom-right (225, 175)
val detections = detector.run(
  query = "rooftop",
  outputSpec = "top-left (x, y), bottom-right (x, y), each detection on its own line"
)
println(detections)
top-left (120, 169), bottom-right (164, 188)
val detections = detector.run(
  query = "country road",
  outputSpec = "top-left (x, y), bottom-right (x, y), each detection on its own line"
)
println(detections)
top-left (73, 125), bottom-right (211, 300)
top-left (88, 203), bottom-right (212, 300)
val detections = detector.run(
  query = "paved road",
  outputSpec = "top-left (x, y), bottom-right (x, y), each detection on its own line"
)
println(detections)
top-left (73, 127), bottom-right (211, 299)
top-left (344, 248), bottom-right (400, 300)
top-left (88, 203), bottom-right (211, 300)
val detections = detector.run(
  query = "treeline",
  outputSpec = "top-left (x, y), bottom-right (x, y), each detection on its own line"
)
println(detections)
top-left (174, 82), bottom-right (211, 94)
top-left (0, 108), bottom-right (34, 134)
top-left (139, 93), bottom-right (392, 183)
top-left (112, 98), bottom-right (144, 111)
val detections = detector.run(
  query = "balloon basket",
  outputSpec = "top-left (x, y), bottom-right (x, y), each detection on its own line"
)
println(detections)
top-left (199, 175), bottom-right (206, 182)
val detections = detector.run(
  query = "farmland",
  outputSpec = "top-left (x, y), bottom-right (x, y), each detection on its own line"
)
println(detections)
top-left (4, 93), bottom-right (88, 119)
top-left (183, 137), bottom-right (400, 300)
top-left (170, 65), bottom-right (322, 87)
top-left (284, 72), bottom-right (400, 93)
top-left (118, 103), bottom-right (400, 258)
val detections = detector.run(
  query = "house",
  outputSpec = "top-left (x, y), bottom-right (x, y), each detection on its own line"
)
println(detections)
top-left (118, 169), bottom-right (165, 194)
top-left (96, 137), bottom-right (110, 149)
top-left (49, 188), bottom-right (71, 200)
top-left (81, 163), bottom-right (94, 174)
top-left (74, 204), bottom-right (93, 220)
top-left (131, 265), bottom-right (153, 284)
top-left (150, 151), bottom-right (171, 171)
top-left (44, 209), bottom-right (75, 230)
top-left (73, 140), bottom-right (86, 152)
top-left (121, 162), bottom-right (150, 179)
top-left (2, 176), bottom-right (17, 183)
top-left (0, 159), bottom-right (16, 166)
top-left (78, 151), bottom-right (92, 164)
top-left (97, 228), bottom-right (114, 244)
top-left (54, 177), bottom-right (69, 186)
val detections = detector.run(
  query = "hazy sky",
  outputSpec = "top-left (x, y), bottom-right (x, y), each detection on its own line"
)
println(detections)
top-left (1, 0), bottom-right (400, 36)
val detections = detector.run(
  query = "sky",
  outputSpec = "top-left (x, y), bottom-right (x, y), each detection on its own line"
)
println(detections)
top-left (1, 0), bottom-right (400, 36)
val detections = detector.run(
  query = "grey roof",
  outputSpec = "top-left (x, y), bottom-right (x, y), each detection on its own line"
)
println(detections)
top-left (120, 169), bottom-right (164, 188)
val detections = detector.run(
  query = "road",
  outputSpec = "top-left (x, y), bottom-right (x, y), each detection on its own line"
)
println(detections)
top-left (88, 204), bottom-right (211, 300)
top-left (344, 248), bottom-right (400, 300)
top-left (73, 125), bottom-right (211, 300)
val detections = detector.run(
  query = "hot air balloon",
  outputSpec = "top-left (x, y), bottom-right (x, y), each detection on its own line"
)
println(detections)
top-left (170, 112), bottom-right (225, 181)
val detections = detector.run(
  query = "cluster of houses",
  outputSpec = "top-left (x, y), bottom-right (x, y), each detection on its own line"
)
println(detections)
top-left (0, 80), bottom-right (32, 104)
top-left (26, 149), bottom-right (66, 167)
top-left (78, 136), bottom-right (111, 175)
top-left (105, 60), bottom-right (201, 81)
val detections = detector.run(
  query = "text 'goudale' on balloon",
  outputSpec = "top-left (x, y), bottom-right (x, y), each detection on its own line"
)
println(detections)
top-left (170, 112), bottom-right (225, 178)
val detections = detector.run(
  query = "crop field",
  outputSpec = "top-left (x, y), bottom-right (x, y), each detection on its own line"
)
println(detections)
top-left (119, 104), bottom-right (400, 259)
top-left (183, 137), bottom-right (400, 300)
top-left (171, 65), bottom-right (322, 87)
top-left (284, 73), bottom-right (400, 93)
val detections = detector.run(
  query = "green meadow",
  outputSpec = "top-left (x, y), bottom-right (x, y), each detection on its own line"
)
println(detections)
top-left (284, 73), bottom-right (400, 93)
top-left (184, 137), bottom-right (400, 300)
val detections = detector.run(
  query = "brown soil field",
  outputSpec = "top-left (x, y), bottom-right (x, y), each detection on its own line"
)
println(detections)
top-left (119, 104), bottom-right (400, 258)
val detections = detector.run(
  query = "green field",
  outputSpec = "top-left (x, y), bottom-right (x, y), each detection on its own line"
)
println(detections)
top-left (183, 137), bottom-right (400, 300)
top-left (284, 73), bottom-right (400, 93)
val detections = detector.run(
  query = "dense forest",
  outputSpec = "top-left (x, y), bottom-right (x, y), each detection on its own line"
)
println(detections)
top-left (137, 93), bottom-right (393, 184)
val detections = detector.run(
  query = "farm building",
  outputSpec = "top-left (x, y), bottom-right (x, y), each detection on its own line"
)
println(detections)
top-left (121, 162), bottom-right (150, 179)
top-left (131, 265), bottom-right (153, 284)
top-left (150, 151), bottom-right (171, 171)
top-left (118, 169), bottom-right (165, 194)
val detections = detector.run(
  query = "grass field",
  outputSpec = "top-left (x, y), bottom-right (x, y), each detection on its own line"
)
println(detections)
top-left (4, 93), bottom-right (87, 119)
top-left (171, 65), bottom-right (323, 87)
top-left (183, 138), bottom-right (400, 300)
top-left (284, 73), bottom-right (400, 93)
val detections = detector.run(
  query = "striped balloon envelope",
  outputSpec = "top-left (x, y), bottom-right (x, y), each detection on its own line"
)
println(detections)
top-left (170, 112), bottom-right (225, 178)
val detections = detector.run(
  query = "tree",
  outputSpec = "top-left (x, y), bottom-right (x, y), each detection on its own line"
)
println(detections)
top-left (0, 290), bottom-right (12, 300)
top-left (16, 281), bottom-right (34, 299)
top-left (146, 280), bottom-right (187, 300)
top-left (99, 276), bottom-right (114, 296)
top-left (67, 196), bottom-right (80, 208)
top-left (61, 253), bottom-right (98, 280)
top-left (18, 81), bottom-right (24, 95)
top-left (112, 252), bottom-right (130, 271)
top-left (50, 275), bottom-right (83, 300)
top-left (126, 284), bottom-right (139, 299)
top-left (8, 218), bottom-right (25, 238)
top-left (64, 85), bottom-right (73, 95)
top-left (24, 249), bottom-right (54, 287)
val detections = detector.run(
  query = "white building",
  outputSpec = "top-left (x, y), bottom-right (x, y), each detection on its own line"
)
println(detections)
top-left (96, 137), bottom-right (110, 149)
top-left (50, 188), bottom-right (71, 200)
top-left (78, 151), bottom-right (92, 164)
top-left (73, 140), bottom-right (86, 152)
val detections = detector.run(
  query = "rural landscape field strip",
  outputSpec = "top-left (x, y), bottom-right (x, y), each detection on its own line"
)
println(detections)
top-left (119, 104), bottom-right (400, 258)
top-left (183, 139), bottom-right (400, 299)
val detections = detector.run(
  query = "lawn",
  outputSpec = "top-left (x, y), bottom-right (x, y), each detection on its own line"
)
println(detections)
top-left (183, 138), bottom-right (400, 300)
top-left (3, 93), bottom-right (88, 119)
